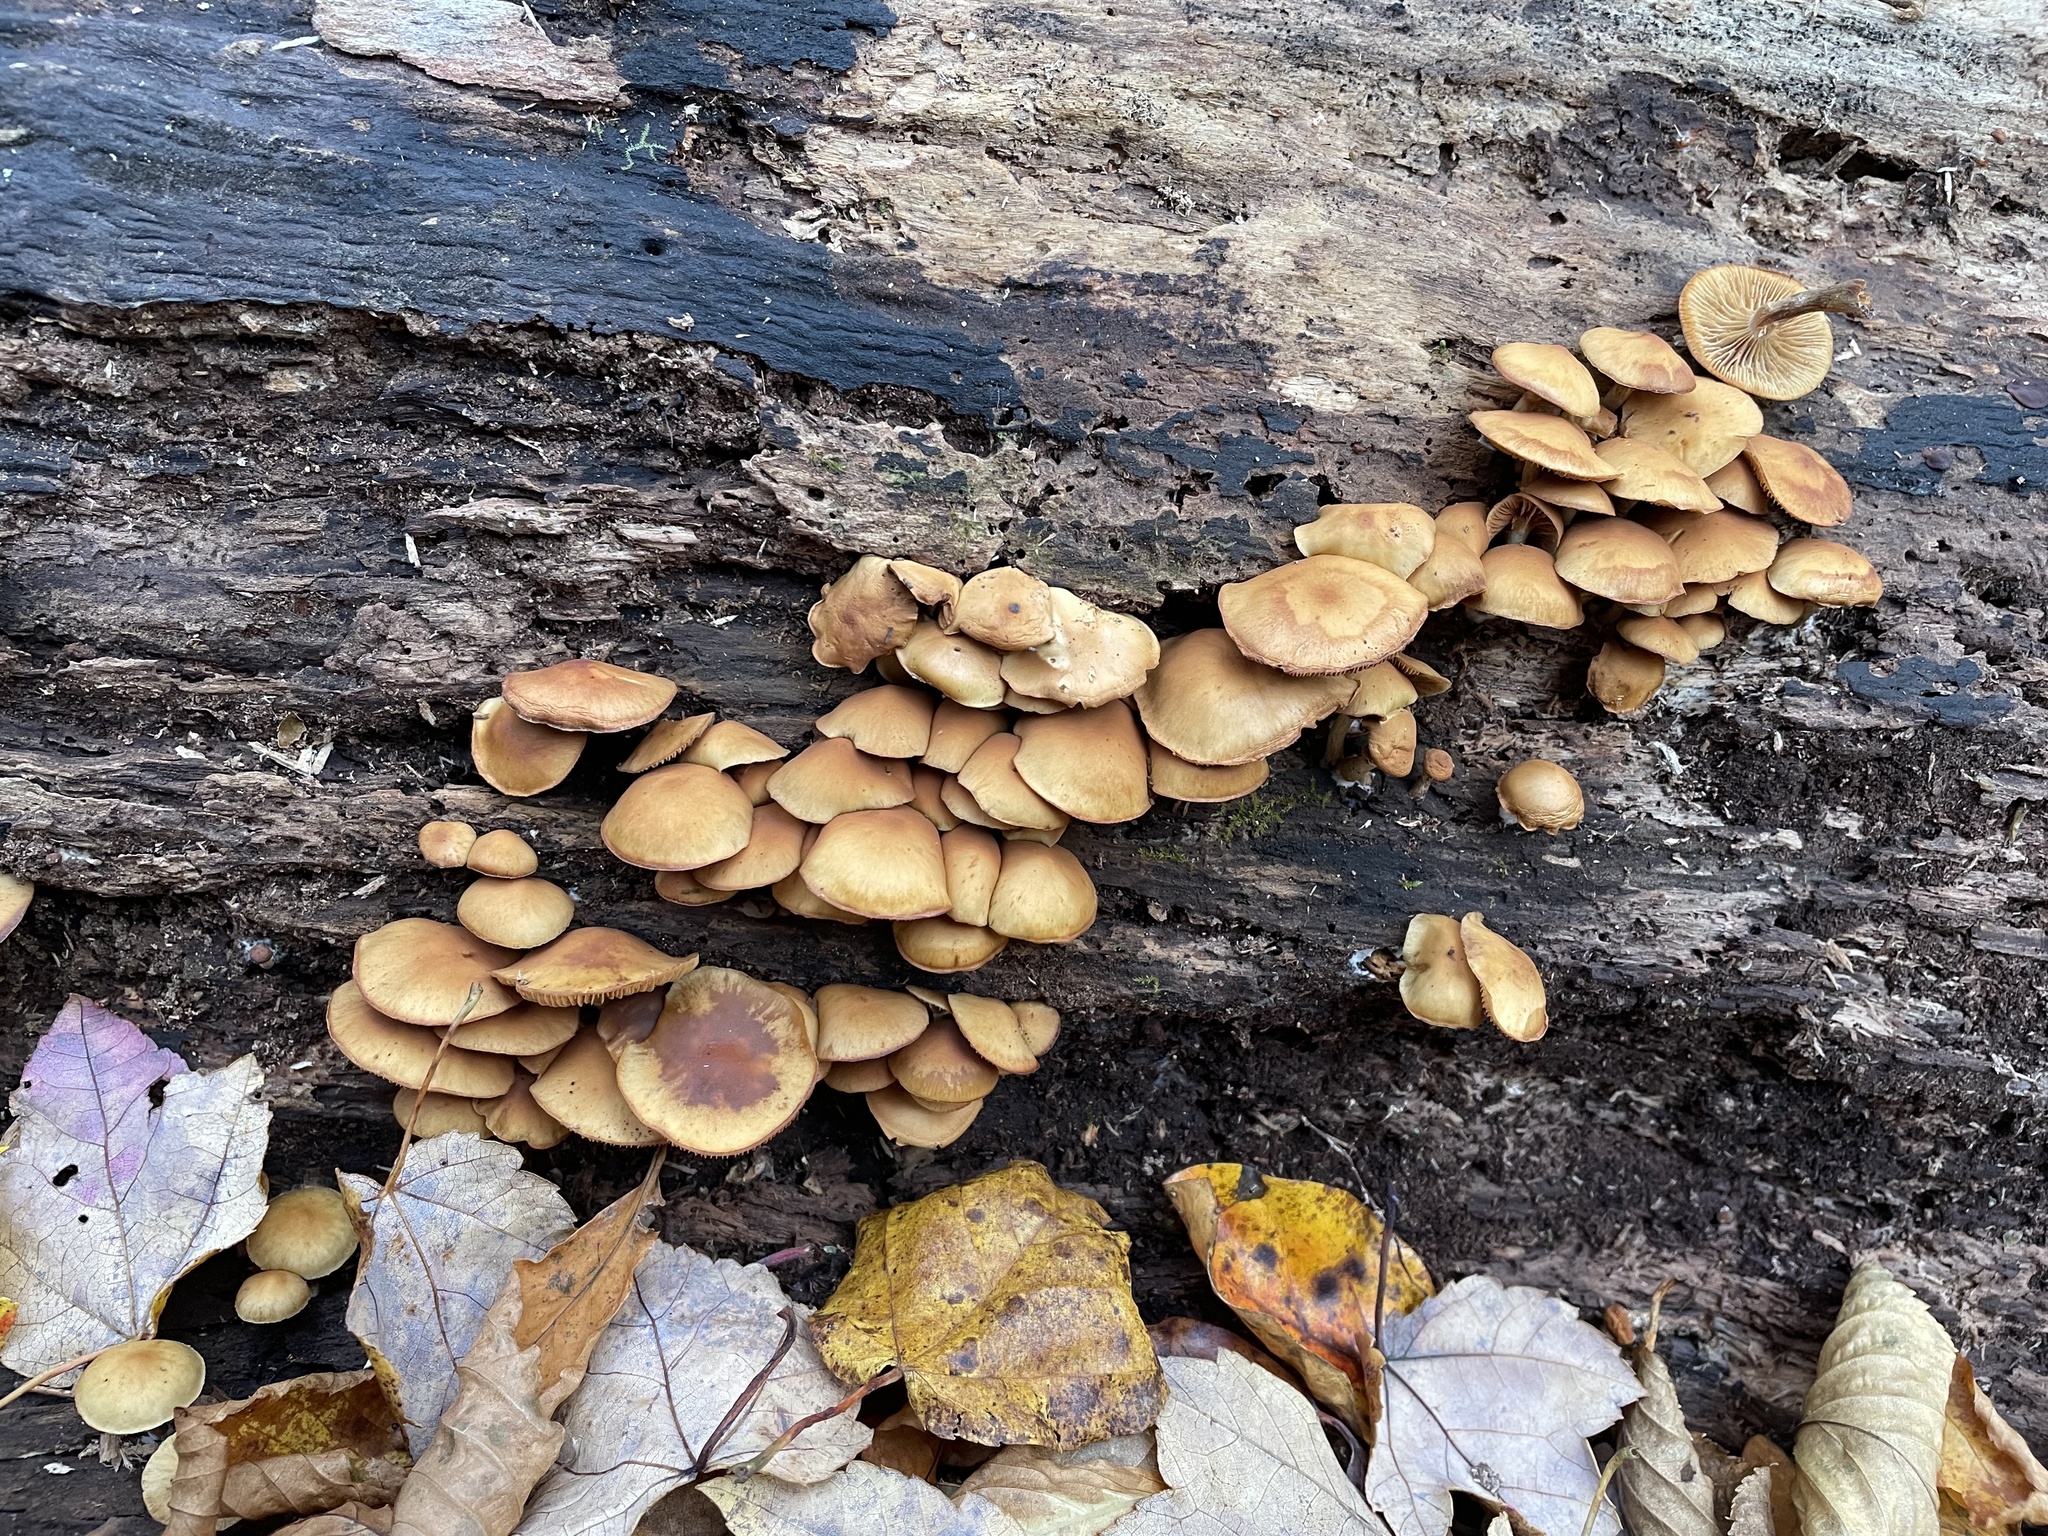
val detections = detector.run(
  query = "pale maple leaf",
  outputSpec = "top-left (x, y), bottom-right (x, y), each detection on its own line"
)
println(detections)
top-left (0, 996), bottom-right (269, 1378)
top-left (702, 1459), bottom-right (1025, 1536)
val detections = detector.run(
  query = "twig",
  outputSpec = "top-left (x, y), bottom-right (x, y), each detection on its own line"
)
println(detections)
top-left (0, 1349), bottom-right (106, 1413)
top-left (734, 1364), bottom-right (904, 1478)
top-left (691, 1307), bottom-right (801, 1479)
top-left (758, 1243), bottom-right (817, 1269)
top-left (381, 982), bottom-right (484, 1200)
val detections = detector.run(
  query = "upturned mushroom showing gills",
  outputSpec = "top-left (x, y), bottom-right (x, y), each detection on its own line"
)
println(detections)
top-left (1679, 265), bottom-right (1870, 400)
top-left (614, 966), bottom-right (817, 1156)
top-left (73, 1340), bottom-right (207, 1435)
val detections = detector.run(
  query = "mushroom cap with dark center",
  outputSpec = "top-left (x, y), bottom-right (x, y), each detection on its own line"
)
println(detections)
top-left (392, 1088), bottom-right (488, 1137)
top-left (894, 917), bottom-right (1010, 973)
top-left (327, 980), bottom-right (518, 1096)
top-left (888, 1018), bottom-right (1000, 1103)
top-left (697, 802), bottom-right (809, 892)
top-left (816, 984), bottom-right (930, 1061)
top-left (1578, 327), bottom-right (1695, 394)
top-left (1292, 502), bottom-right (1436, 579)
top-left (987, 840), bottom-right (1097, 943)
top-left (466, 830), bottom-right (539, 879)
top-left (1495, 761), bottom-right (1585, 834)
top-left (942, 826), bottom-right (1002, 928)
top-left (815, 686), bottom-right (938, 759)
top-left (419, 820), bottom-right (478, 869)
top-left (616, 966), bottom-right (816, 1156)
top-left (1703, 456), bottom-right (1768, 516)
top-left (1587, 639), bottom-right (1667, 714)
top-left (1147, 743), bottom-right (1269, 804)
top-left (1727, 569), bottom-right (1812, 625)
top-left (768, 738), bottom-right (916, 824)
top-left (1553, 518), bottom-right (1685, 605)
top-left (1399, 914), bottom-right (1484, 1030)
top-left (451, 999), bottom-right (581, 1057)
top-left (74, 1340), bottom-right (206, 1435)
top-left (1011, 1000), bottom-right (1061, 1055)
top-left (950, 994), bottom-right (1037, 1074)
top-left (954, 568), bottom-right (1058, 650)
top-left (898, 620), bottom-right (1008, 708)
top-left (352, 918), bottom-right (522, 1027)
top-left (236, 1269), bottom-right (313, 1324)
top-left (530, 1028), bottom-right (664, 1146)
top-left (997, 587), bottom-right (1160, 709)
top-left (1767, 539), bottom-right (1883, 607)
top-left (654, 869), bottom-right (736, 907)
top-left (1134, 629), bottom-right (1353, 767)
top-left (456, 876), bottom-right (575, 950)
top-left (472, 697), bottom-right (587, 798)
top-left (1636, 508), bottom-right (1780, 585)
top-left (247, 1185), bottom-right (358, 1278)
top-left (483, 1073), bottom-right (569, 1149)
top-left (504, 658), bottom-right (677, 734)
top-left (1679, 265), bottom-right (1865, 400)
top-left (1491, 342), bottom-right (1601, 418)
top-left (619, 713), bottom-right (717, 774)
top-left (1591, 437), bottom-right (1721, 511)
top-left (1616, 614), bottom-right (1700, 665)
top-left (603, 762), bottom-right (755, 871)
top-left (867, 1085), bottom-right (982, 1148)
top-left (800, 807), bottom-right (951, 920)
top-left (956, 734), bottom-right (1068, 832)
top-left (680, 720), bottom-right (789, 772)
top-left (1468, 411), bottom-right (1616, 481)
top-left (921, 701), bottom-right (1009, 773)
top-left (1012, 701), bottom-right (1151, 824)
top-left (772, 870), bottom-right (872, 924)
top-left (1742, 434), bottom-right (1853, 527)
top-left (1465, 545), bottom-right (1585, 630)
top-left (1459, 913), bottom-right (1548, 1041)
top-left (1619, 378), bottom-right (1764, 476)
top-left (491, 926), bottom-right (700, 1006)
top-left (1220, 556), bottom-right (1428, 677)
top-left (1519, 473), bottom-right (1616, 517)
top-left (810, 555), bottom-right (919, 671)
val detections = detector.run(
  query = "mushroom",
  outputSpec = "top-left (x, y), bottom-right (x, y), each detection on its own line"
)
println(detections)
top-left (529, 1028), bottom-right (664, 1146)
top-left (1340, 662), bottom-right (1420, 720)
top-left (1636, 508), bottom-right (1781, 585)
top-left (1578, 327), bottom-right (1695, 395)
top-left (1678, 612), bottom-right (1727, 650)
top-left (1742, 435), bottom-right (1853, 527)
top-left (1587, 640), bottom-right (1667, 714)
top-left (1148, 742), bottom-right (1269, 804)
top-left (603, 762), bottom-right (755, 871)
top-left (504, 658), bottom-right (677, 734)
top-left (810, 556), bottom-right (920, 671)
top-left (392, 1087), bottom-right (489, 1137)
top-left (681, 720), bottom-right (788, 771)
top-left (1485, 493), bottom-right (1566, 552)
top-left (1367, 710), bottom-right (1416, 778)
top-left (1135, 629), bottom-right (1354, 767)
top-left (1553, 518), bottom-right (1685, 606)
top-left (1434, 501), bottom-right (1492, 555)
top-left (1519, 473), bottom-right (1616, 517)
top-left (483, 1073), bottom-right (570, 1149)
top-left (1619, 379), bottom-right (1764, 476)
top-left (800, 807), bottom-right (951, 919)
top-left (824, 1059), bottom-right (897, 1093)
top-left (619, 712), bottom-right (717, 774)
top-left (595, 990), bottom-right (665, 1058)
top-left (772, 870), bottom-right (872, 925)
top-left (520, 1044), bottom-right (566, 1076)
top-left (247, 1186), bottom-right (357, 1278)
top-left (998, 587), bottom-right (1160, 709)
top-left (1468, 410), bottom-right (1616, 481)
top-left (654, 869), bottom-right (737, 907)
top-left (1495, 760), bottom-right (1585, 833)
top-left (1767, 540), bottom-right (1883, 607)
top-left (939, 774), bottom-right (1017, 832)
top-left (1459, 913), bottom-right (1548, 1041)
top-left (867, 1085), bottom-right (981, 1148)
top-left (767, 738), bottom-right (916, 825)
top-left (987, 840), bottom-right (1097, 943)
top-left (733, 760), bottom-right (781, 806)
top-left (1491, 342), bottom-right (1601, 419)
top-left (942, 826), bottom-right (1003, 928)
top-left (73, 1340), bottom-right (206, 1435)
top-left (328, 981), bottom-right (516, 1097)
top-left (1616, 614), bottom-right (1701, 666)
top-left (1727, 569), bottom-right (1812, 625)
top-left (921, 700), bottom-right (1009, 773)
top-left (139, 1437), bottom-right (182, 1525)
top-left (1465, 545), bottom-right (1584, 630)
top-left (1678, 266), bottom-right (1869, 400)
top-left (696, 803), bottom-right (809, 892)
top-left (614, 967), bottom-right (816, 1156)
top-left (765, 981), bottom-right (821, 1059)
top-left (888, 1019), bottom-right (999, 1103)
top-left (950, 994), bottom-right (1038, 1074)
top-left (471, 697), bottom-right (588, 798)
top-left (954, 569), bottom-right (1058, 650)
top-left (816, 686), bottom-right (937, 758)
top-left (895, 918), bottom-right (1009, 973)
top-left (491, 927), bottom-right (700, 1006)
top-left (1011, 702), bottom-right (1152, 824)
top-left (958, 734), bottom-right (1069, 832)
top-left (1220, 555), bottom-right (1427, 676)
top-left (457, 876), bottom-right (575, 950)
top-left (1664, 581), bottom-right (1732, 618)
top-left (888, 559), bottom-right (963, 625)
top-left (908, 765), bottom-right (962, 831)
top-left (1398, 914), bottom-right (1484, 1030)
top-left (1591, 438), bottom-right (1721, 511)
top-left (452, 999), bottom-right (581, 1057)
top-left (1004, 688), bottom-right (1068, 716)
top-left (1406, 517), bottom-right (1489, 610)
top-left (1293, 503), bottom-right (1437, 580)
top-left (466, 829), bottom-right (540, 879)
top-left (419, 820), bottom-right (478, 869)
top-left (352, 919), bottom-right (521, 1027)
top-left (1423, 748), bottom-right (1455, 783)
top-left (1012, 1000), bottom-right (1061, 1055)
top-left (897, 620), bottom-right (1008, 708)
top-left (815, 984), bottom-right (931, 1061)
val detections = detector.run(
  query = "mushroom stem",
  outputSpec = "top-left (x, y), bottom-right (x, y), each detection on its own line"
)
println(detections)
top-left (0, 1348), bottom-right (105, 1413)
top-left (1751, 279), bottom-right (1871, 329)
top-left (1321, 716), bottom-right (1354, 769)
top-left (1580, 1447), bottom-right (1639, 1536)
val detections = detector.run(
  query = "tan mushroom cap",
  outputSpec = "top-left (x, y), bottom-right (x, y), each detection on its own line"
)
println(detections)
top-left (1220, 556), bottom-right (1428, 676)
top-left (1012, 702), bottom-right (1151, 825)
top-left (1406, 526), bottom-right (1488, 610)
top-left (1367, 710), bottom-right (1416, 778)
top-left (1004, 688), bottom-right (1068, 716)
top-left (483, 1073), bottom-right (569, 1149)
top-left (1578, 327), bottom-right (1695, 394)
top-left (1727, 569), bottom-right (1812, 625)
top-left (1620, 378), bottom-right (1764, 476)
top-left (1703, 456), bottom-right (1768, 516)
top-left (247, 1186), bottom-right (358, 1278)
top-left (1435, 501), bottom-right (1491, 555)
top-left (452, 999), bottom-right (581, 1057)
top-left (1496, 760), bottom-right (1584, 833)
top-left (472, 697), bottom-right (587, 798)
top-left (327, 984), bottom-right (516, 1097)
top-left (697, 802), bottom-right (809, 892)
top-left (504, 659), bottom-right (677, 734)
top-left (520, 1044), bottom-right (565, 1076)
top-left (889, 1018), bottom-right (1000, 1104)
top-left (603, 762), bottom-right (755, 871)
top-left (352, 919), bottom-right (521, 1027)
top-left (1663, 581), bottom-right (1730, 618)
top-left (393, 1087), bottom-right (489, 1138)
top-left (419, 820), bottom-right (478, 869)
top-left (908, 765), bottom-right (961, 831)
top-left (1638, 508), bottom-right (1781, 585)
top-left (1340, 662), bottom-right (1418, 719)
top-left (999, 587), bottom-right (1160, 709)
top-left (904, 985), bottom-right (950, 1013)
top-left (0, 874), bottom-right (33, 944)
top-left (1135, 629), bottom-right (1353, 767)
top-left (954, 568), bottom-right (1058, 651)
top-left (768, 738), bottom-right (915, 824)
top-left (773, 870), bottom-right (872, 925)
top-left (888, 559), bottom-right (962, 622)
top-left (801, 806), bottom-right (951, 920)
top-left (811, 555), bottom-right (920, 671)
top-left (1554, 518), bottom-right (1685, 605)
top-left (1767, 540), bottom-right (1883, 607)
top-left (492, 927), bottom-right (699, 1007)
top-left (530, 1028), bottom-right (664, 1147)
top-left (816, 686), bottom-right (937, 759)
top-left (988, 840), bottom-right (1097, 943)
top-left (1592, 437), bottom-right (1721, 511)
top-left (1399, 914), bottom-right (1484, 1030)
top-left (733, 760), bottom-right (781, 806)
top-left (616, 967), bottom-right (815, 1157)
top-left (768, 980), bottom-right (821, 1061)
top-left (1679, 266), bottom-right (1868, 401)
top-left (958, 734), bottom-right (1068, 832)
top-left (235, 1268), bottom-right (313, 1325)
top-left (898, 620), bottom-right (1007, 708)
top-left (1492, 342), bottom-right (1601, 419)
top-left (466, 830), bottom-right (539, 879)
top-left (1469, 410), bottom-right (1616, 481)
top-left (951, 994), bottom-right (1037, 1074)
top-left (1147, 742), bottom-right (1268, 804)
top-left (74, 1340), bottom-right (206, 1435)
top-left (1743, 434), bottom-right (1853, 527)
top-left (1466, 545), bottom-right (1585, 630)
top-left (942, 826), bottom-right (1003, 928)
top-left (922, 701), bottom-right (1009, 773)
top-left (1520, 473), bottom-right (1616, 517)
top-left (815, 984), bottom-right (930, 1062)
top-left (1460, 913), bottom-right (1548, 1041)
top-left (595, 989), bottom-right (665, 1059)
top-left (1678, 612), bottom-right (1727, 650)
top-left (681, 720), bottom-right (788, 771)
top-left (895, 917), bottom-right (1010, 973)
top-left (457, 876), bottom-right (575, 950)
top-left (1588, 639), bottom-right (1667, 714)
top-left (940, 774), bottom-right (1015, 832)
top-left (654, 869), bottom-right (737, 908)
top-left (868, 1084), bottom-right (982, 1148)
top-left (1293, 503), bottom-right (1437, 580)
top-left (824, 1058), bottom-right (896, 1093)
top-left (619, 712), bottom-right (717, 774)
top-left (1616, 614), bottom-right (1700, 665)
top-left (1011, 1000), bottom-right (1061, 1056)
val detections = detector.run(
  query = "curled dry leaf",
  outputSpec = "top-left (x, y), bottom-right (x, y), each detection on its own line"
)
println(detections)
top-left (1729, 1467), bottom-right (1779, 1535)
top-left (1613, 1296), bottom-right (1719, 1536)
top-left (811, 1161), bottom-right (1162, 1449)
top-left (1106, 1350), bottom-right (1376, 1535)
top-left (1365, 1274), bottom-right (1641, 1536)
top-left (276, 1502), bottom-right (398, 1536)
top-left (1793, 1262), bottom-right (1953, 1536)
top-left (342, 1132), bottom-right (576, 1455)
top-left (701, 1458), bottom-right (1027, 1536)
top-left (1163, 1163), bottom-right (1432, 1437)
top-left (957, 1435), bottom-right (1164, 1536)
top-left (0, 997), bottom-right (270, 1377)
top-left (1937, 1354), bottom-right (2048, 1532)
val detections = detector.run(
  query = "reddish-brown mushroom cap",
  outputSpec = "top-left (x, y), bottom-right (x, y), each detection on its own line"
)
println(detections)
top-left (603, 762), bottom-right (756, 871)
top-left (799, 807), bottom-right (951, 920)
top-left (888, 1018), bottom-right (1000, 1103)
top-left (810, 556), bottom-right (920, 671)
top-left (815, 984), bottom-right (931, 1061)
top-left (491, 927), bottom-right (700, 1006)
top-left (815, 686), bottom-right (938, 759)
top-left (894, 917), bottom-right (1010, 973)
top-left (327, 979), bottom-right (516, 1096)
top-left (619, 713), bottom-right (717, 774)
top-left (472, 697), bottom-right (587, 798)
top-left (353, 918), bottom-right (522, 1027)
top-left (615, 967), bottom-right (816, 1156)
top-left (1012, 701), bottom-right (1152, 824)
top-left (987, 840), bottom-right (1097, 943)
top-left (696, 802), bottom-right (809, 892)
top-left (768, 738), bottom-right (916, 824)
top-left (529, 1027), bottom-right (664, 1146)
top-left (457, 876), bottom-right (575, 950)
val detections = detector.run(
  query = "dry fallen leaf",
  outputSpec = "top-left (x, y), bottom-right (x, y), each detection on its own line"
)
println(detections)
top-left (1613, 1292), bottom-right (1718, 1536)
top-left (812, 1161), bottom-right (1162, 1448)
top-left (1734, 1438), bottom-right (1801, 1535)
top-left (342, 1132), bottom-right (576, 1455)
top-left (1365, 1274), bottom-right (1641, 1536)
top-left (276, 1501), bottom-right (397, 1535)
top-left (1729, 1467), bottom-right (1779, 1535)
top-left (515, 1239), bottom-right (871, 1536)
top-left (1937, 1354), bottom-right (2048, 1532)
top-left (1793, 1262), bottom-right (1953, 1536)
top-left (1163, 1163), bottom-right (1431, 1438)
top-left (0, 997), bottom-right (270, 1377)
top-left (957, 1435), bottom-right (1163, 1536)
top-left (1106, 1350), bottom-right (1375, 1535)
top-left (703, 1458), bottom-right (1027, 1536)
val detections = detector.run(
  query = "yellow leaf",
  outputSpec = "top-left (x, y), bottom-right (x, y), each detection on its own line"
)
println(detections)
top-left (1162, 1162), bottom-right (1432, 1436)
top-left (1938, 1355), bottom-right (2048, 1532)
top-left (810, 1161), bottom-right (1162, 1448)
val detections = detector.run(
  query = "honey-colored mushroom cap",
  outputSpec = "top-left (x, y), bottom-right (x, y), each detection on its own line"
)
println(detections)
top-left (894, 918), bottom-right (1010, 973)
top-left (452, 999), bottom-right (581, 1057)
top-left (1147, 742), bottom-right (1269, 804)
top-left (1637, 508), bottom-right (1780, 585)
top-left (1012, 1000), bottom-right (1061, 1055)
top-left (987, 839), bottom-right (1097, 943)
top-left (773, 870), bottom-right (872, 925)
top-left (949, 994), bottom-right (1037, 1074)
top-left (697, 802), bottom-right (809, 892)
top-left (998, 587), bottom-right (1160, 709)
top-left (899, 620), bottom-right (1008, 709)
top-left (1520, 474), bottom-right (1616, 517)
top-left (1620, 379), bottom-right (1764, 477)
top-left (603, 762), bottom-right (756, 871)
top-left (1578, 327), bottom-right (1695, 394)
top-left (1495, 760), bottom-right (1585, 834)
top-left (921, 701), bottom-right (1010, 773)
top-left (504, 658), bottom-right (677, 734)
top-left (1592, 437), bottom-right (1721, 511)
top-left (1459, 913), bottom-right (1548, 1041)
top-left (909, 765), bottom-right (961, 832)
top-left (824, 1058), bottom-right (897, 1093)
top-left (393, 1087), bottom-right (489, 1136)
top-left (615, 967), bottom-right (816, 1157)
top-left (867, 1084), bottom-right (982, 1148)
top-left (680, 720), bottom-right (789, 772)
top-left (800, 807), bottom-right (951, 920)
top-left (1679, 265), bottom-right (1869, 401)
top-left (1340, 662), bottom-right (1419, 720)
top-left (1406, 523), bottom-right (1488, 610)
top-left (1727, 569), bottom-right (1812, 625)
top-left (1492, 342), bottom-right (1601, 419)
top-left (327, 981), bottom-right (517, 1097)
top-left (1220, 555), bottom-right (1428, 676)
top-left (1469, 410), bottom-right (1616, 481)
top-left (1293, 502), bottom-right (1437, 580)
top-left (491, 926), bottom-right (700, 1007)
top-left (888, 559), bottom-right (963, 621)
top-left (815, 984), bottom-right (931, 1062)
top-left (74, 1340), bottom-right (206, 1435)
top-left (247, 1185), bottom-right (358, 1278)
top-left (815, 686), bottom-right (937, 759)
top-left (954, 568), bottom-right (1058, 651)
top-left (236, 1269), bottom-right (312, 1325)
top-left (1465, 545), bottom-right (1584, 630)
top-left (471, 697), bottom-right (587, 799)
top-left (1367, 710), bottom-right (1416, 778)
top-left (1703, 456), bottom-right (1768, 516)
top-left (943, 826), bottom-right (1003, 928)
top-left (1767, 540), bottom-right (1883, 607)
top-left (483, 1073), bottom-right (569, 1149)
top-left (419, 820), bottom-right (478, 869)
top-left (1399, 914), bottom-right (1484, 1030)
top-left (352, 919), bottom-right (521, 1028)
top-left (1678, 612), bottom-right (1727, 650)
top-left (529, 1028), bottom-right (664, 1146)
top-left (619, 713), bottom-right (717, 775)
top-left (956, 734), bottom-right (1068, 833)
top-left (1553, 518), bottom-right (1685, 605)
top-left (889, 1018), bottom-right (1000, 1103)
top-left (767, 738), bottom-right (915, 824)
top-left (654, 868), bottom-right (737, 908)
top-left (1616, 614), bottom-right (1701, 665)
top-left (1743, 434), bottom-right (1853, 527)
top-left (466, 829), bottom-right (539, 879)
top-left (810, 555), bottom-right (920, 671)
top-left (1013, 701), bottom-right (1152, 824)
top-left (1588, 640), bottom-right (1667, 714)
top-left (457, 876), bottom-right (575, 950)
top-left (1136, 628), bottom-right (1353, 767)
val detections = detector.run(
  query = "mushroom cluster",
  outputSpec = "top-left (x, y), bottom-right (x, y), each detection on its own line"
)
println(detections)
top-left (1397, 913), bottom-right (1548, 1041)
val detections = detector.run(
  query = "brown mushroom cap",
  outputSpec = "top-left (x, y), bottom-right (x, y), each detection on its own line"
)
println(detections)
top-left (768, 738), bottom-right (915, 824)
top-left (1553, 518), bottom-right (1685, 605)
top-left (816, 686), bottom-right (937, 759)
top-left (954, 569), bottom-right (1058, 651)
top-left (888, 1018), bottom-right (999, 1103)
top-left (958, 734), bottom-right (1068, 832)
top-left (1220, 555), bottom-right (1428, 676)
top-left (392, 1087), bottom-right (489, 1138)
top-left (1435, 501), bottom-right (1492, 555)
top-left (519, 1044), bottom-right (566, 1076)
top-left (1619, 378), bottom-right (1764, 476)
top-left (1520, 473), bottom-right (1616, 517)
top-left (1465, 545), bottom-right (1585, 630)
top-left (1727, 569), bottom-right (1812, 625)
top-left (1678, 612), bottom-right (1727, 650)
top-left (1011, 702), bottom-right (1151, 825)
top-left (327, 981), bottom-right (518, 1097)
top-left (492, 927), bottom-right (700, 1007)
top-left (1459, 913), bottom-right (1548, 1041)
top-left (1637, 508), bottom-right (1781, 585)
top-left (1616, 614), bottom-right (1700, 665)
top-left (1135, 629), bottom-right (1353, 767)
top-left (1678, 266), bottom-right (1868, 401)
top-left (681, 720), bottom-right (789, 772)
top-left (654, 869), bottom-right (737, 908)
top-left (1663, 581), bottom-right (1731, 618)
top-left (697, 802), bottom-right (809, 892)
top-left (1293, 503), bottom-right (1437, 580)
top-left (894, 917), bottom-right (1010, 973)
top-left (824, 1058), bottom-right (897, 1093)
top-left (1578, 327), bottom-right (1695, 394)
top-left (483, 1073), bottom-right (570, 1149)
top-left (452, 999), bottom-right (581, 1057)
top-left (772, 870), bottom-right (872, 925)
top-left (1743, 435), bottom-right (1853, 527)
top-left (1495, 760), bottom-right (1585, 834)
top-left (234, 1268), bottom-right (314, 1326)
top-left (810, 555), bottom-right (920, 671)
top-left (619, 713), bottom-right (717, 774)
top-left (941, 826), bottom-right (1003, 928)
top-left (950, 994), bottom-right (1037, 1074)
top-left (998, 587), bottom-right (1160, 709)
top-left (1588, 639), bottom-right (1667, 714)
top-left (472, 697), bottom-right (588, 798)
top-left (988, 839), bottom-right (1097, 943)
top-left (616, 966), bottom-right (815, 1156)
top-left (457, 876), bottom-right (575, 950)
top-left (74, 1340), bottom-right (206, 1435)
top-left (1367, 710), bottom-right (1416, 778)
top-left (1592, 438), bottom-right (1721, 511)
top-left (530, 1028), bottom-right (664, 1146)
top-left (800, 807), bottom-right (951, 920)
top-left (1147, 742), bottom-right (1269, 804)
top-left (867, 1084), bottom-right (982, 1148)
top-left (888, 559), bottom-right (963, 622)
top-left (1003, 688), bottom-right (1067, 716)
top-left (595, 989), bottom-right (665, 1059)
top-left (1703, 456), bottom-right (1768, 516)
top-left (898, 620), bottom-right (1007, 708)
top-left (1492, 342), bottom-right (1601, 419)
top-left (504, 659), bottom-right (677, 734)
top-left (247, 1185), bottom-right (358, 1278)
top-left (1399, 914), bottom-right (1484, 1030)
top-left (603, 762), bottom-right (755, 871)
top-left (1469, 410), bottom-right (1616, 481)
top-left (353, 919), bottom-right (522, 1028)
top-left (939, 774), bottom-right (1014, 831)
top-left (815, 984), bottom-right (930, 1061)
top-left (466, 830), bottom-right (539, 879)
top-left (1011, 1000), bottom-right (1061, 1056)
top-left (1767, 539), bottom-right (1883, 607)
top-left (419, 820), bottom-right (478, 869)
top-left (921, 701), bottom-right (1009, 773)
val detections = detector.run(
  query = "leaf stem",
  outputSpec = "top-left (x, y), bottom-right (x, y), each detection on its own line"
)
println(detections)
top-left (692, 1306), bottom-right (802, 1480)
top-left (380, 982), bottom-right (485, 1200)
top-left (1579, 1445), bottom-right (1636, 1536)
top-left (733, 1364), bottom-right (904, 1479)
top-left (0, 1348), bottom-right (106, 1413)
